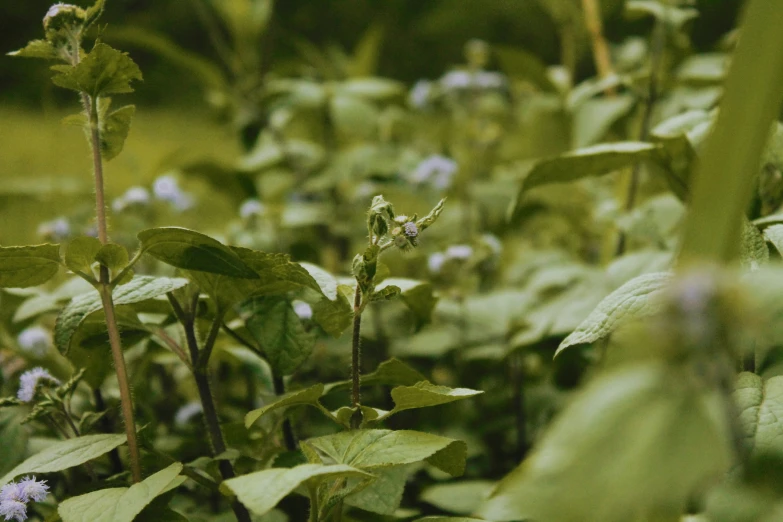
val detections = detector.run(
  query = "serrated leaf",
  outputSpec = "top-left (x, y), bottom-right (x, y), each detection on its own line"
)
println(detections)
top-left (520, 142), bottom-right (659, 194)
top-left (55, 276), bottom-right (189, 354)
top-left (58, 462), bottom-right (183, 522)
top-left (734, 372), bottom-right (783, 457)
top-left (50, 43), bottom-right (142, 97)
top-left (303, 429), bottom-right (467, 477)
top-left (345, 465), bottom-right (412, 515)
top-left (313, 284), bottom-right (354, 337)
top-left (100, 103), bottom-right (135, 161)
top-left (220, 464), bottom-right (372, 517)
top-left (555, 272), bottom-right (671, 356)
top-left (477, 363), bottom-right (732, 522)
top-left (325, 358), bottom-right (427, 394)
top-left (243, 297), bottom-right (315, 376)
top-left (245, 383), bottom-right (326, 428)
top-left (8, 39), bottom-right (58, 59)
top-left (0, 433), bottom-right (127, 485)
top-left (65, 236), bottom-right (102, 276)
top-left (138, 227), bottom-right (258, 279)
top-left (0, 244), bottom-right (62, 288)
top-left (375, 382), bottom-right (483, 421)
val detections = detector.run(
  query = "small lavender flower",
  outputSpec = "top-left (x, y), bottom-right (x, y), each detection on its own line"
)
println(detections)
top-left (403, 221), bottom-right (419, 241)
top-left (239, 199), bottom-right (265, 219)
top-left (17, 477), bottom-right (49, 503)
top-left (292, 300), bottom-right (313, 321)
top-left (0, 499), bottom-right (26, 522)
top-left (474, 71), bottom-right (507, 89)
top-left (17, 367), bottom-right (60, 403)
top-left (174, 402), bottom-right (203, 427)
top-left (409, 80), bottom-right (433, 109)
top-left (440, 70), bottom-right (507, 92)
top-left (114, 186), bottom-right (151, 211)
top-left (37, 217), bottom-right (70, 241)
top-left (45, 3), bottom-right (72, 19)
top-left (440, 70), bottom-right (472, 90)
top-left (446, 245), bottom-right (473, 260)
top-left (16, 327), bottom-right (51, 358)
top-left (428, 252), bottom-right (446, 273)
top-left (410, 155), bottom-right (458, 190)
top-left (153, 175), bottom-right (193, 211)
top-left (0, 477), bottom-right (49, 522)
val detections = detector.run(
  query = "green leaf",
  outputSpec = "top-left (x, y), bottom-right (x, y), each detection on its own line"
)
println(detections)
top-left (95, 243), bottom-right (131, 283)
top-left (741, 220), bottom-right (769, 270)
top-left (519, 142), bottom-right (659, 194)
top-left (478, 363), bottom-right (732, 522)
top-left (375, 382), bottom-right (483, 421)
top-left (245, 384), bottom-right (326, 428)
top-left (325, 358), bottom-right (427, 393)
top-left (138, 227), bottom-right (258, 279)
top-left (58, 463), bottom-right (183, 522)
top-left (345, 465), bottom-right (412, 515)
top-left (50, 43), bottom-right (142, 97)
top-left (734, 372), bottom-right (783, 457)
top-left (329, 94), bottom-right (378, 140)
top-left (414, 518), bottom-right (487, 522)
top-left (0, 244), bottom-right (62, 288)
top-left (84, 0), bottom-right (106, 28)
top-left (100, 102), bottom-right (135, 161)
top-left (243, 297), bottom-right (315, 376)
top-left (555, 272), bottom-right (671, 356)
top-left (303, 429), bottom-right (467, 477)
top-left (0, 433), bottom-right (127, 485)
top-left (0, 411), bottom-right (28, 478)
top-left (313, 284), bottom-right (354, 337)
top-left (220, 464), bottom-right (371, 517)
top-left (377, 278), bottom-right (438, 325)
top-left (420, 481), bottom-right (495, 516)
top-left (55, 276), bottom-right (189, 354)
top-left (65, 237), bottom-right (102, 276)
top-left (625, 0), bottom-right (699, 28)
top-left (340, 78), bottom-right (404, 100)
top-left (300, 263), bottom-right (338, 300)
top-left (7, 39), bottom-right (58, 59)
top-left (763, 224), bottom-right (783, 256)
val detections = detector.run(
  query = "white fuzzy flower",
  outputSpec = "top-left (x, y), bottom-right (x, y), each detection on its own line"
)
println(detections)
top-left (239, 199), bottom-right (265, 219)
top-left (17, 367), bottom-right (60, 403)
top-left (0, 484), bottom-right (20, 503)
top-left (17, 477), bottom-right (49, 503)
top-left (409, 80), bottom-right (432, 109)
top-left (124, 186), bottom-right (150, 205)
top-left (153, 175), bottom-right (194, 211)
top-left (174, 402), bottom-right (203, 427)
top-left (428, 252), bottom-right (446, 273)
top-left (440, 70), bottom-right (472, 90)
top-left (16, 327), bottom-right (51, 358)
top-left (0, 499), bottom-right (27, 522)
top-left (410, 155), bottom-right (458, 190)
top-left (0, 477), bottom-right (49, 521)
top-left (446, 245), bottom-right (473, 260)
top-left (292, 300), bottom-right (313, 321)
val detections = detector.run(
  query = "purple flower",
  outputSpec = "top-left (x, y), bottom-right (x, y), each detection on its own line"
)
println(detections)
top-left (409, 80), bottom-right (433, 109)
top-left (0, 477), bottom-right (48, 521)
top-left (17, 477), bottom-right (49, 503)
top-left (410, 155), bottom-right (458, 190)
top-left (403, 221), bottom-right (418, 239)
top-left (239, 199), bottom-right (265, 219)
top-left (16, 327), bottom-right (51, 358)
top-left (17, 368), bottom-right (60, 403)
top-left (293, 301), bottom-right (313, 321)
top-left (174, 402), bottom-right (203, 427)
top-left (428, 252), bottom-right (446, 273)
top-left (0, 499), bottom-right (26, 522)
top-left (446, 245), bottom-right (473, 260)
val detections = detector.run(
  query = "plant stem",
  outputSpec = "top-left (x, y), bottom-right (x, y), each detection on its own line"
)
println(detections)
top-left (273, 375), bottom-right (298, 451)
top-left (308, 486), bottom-right (320, 522)
top-left (93, 388), bottom-right (124, 475)
top-left (350, 285), bottom-right (363, 429)
top-left (83, 85), bottom-right (142, 483)
top-left (614, 9), bottom-right (666, 257)
top-left (178, 297), bottom-right (251, 522)
top-left (581, 0), bottom-right (615, 94)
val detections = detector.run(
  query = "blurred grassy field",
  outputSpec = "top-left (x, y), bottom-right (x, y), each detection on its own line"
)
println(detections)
top-left (0, 105), bottom-right (241, 245)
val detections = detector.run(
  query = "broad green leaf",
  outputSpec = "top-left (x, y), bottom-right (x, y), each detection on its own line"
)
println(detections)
top-left (625, 0), bottom-right (699, 28)
top-left (477, 363), bottom-right (732, 522)
top-left (300, 262), bottom-right (338, 301)
top-left (345, 465), bottom-right (413, 515)
top-left (340, 78), bottom-right (404, 100)
top-left (55, 276), bottom-right (188, 354)
top-left (7, 39), bottom-right (58, 59)
top-left (245, 384), bottom-right (325, 428)
top-left (376, 278), bottom-right (438, 325)
top-left (95, 243), bottom-right (131, 282)
top-left (243, 297), bottom-right (315, 375)
top-left (1, 433), bottom-right (127, 485)
top-left (58, 462), bottom-right (183, 522)
top-left (329, 94), bottom-right (378, 140)
top-left (100, 103), bottom-right (135, 161)
top-left (763, 224), bottom-right (783, 257)
top-left (303, 429), bottom-right (467, 477)
top-left (50, 43), bottom-right (142, 97)
top-left (220, 463), bottom-right (371, 517)
top-left (734, 372), bottom-right (783, 457)
top-left (421, 481), bottom-right (495, 516)
top-left (376, 382), bottom-right (483, 421)
top-left (414, 518), bottom-right (486, 522)
top-left (325, 357), bottom-right (426, 393)
top-left (65, 236), bottom-right (102, 276)
top-left (0, 411), bottom-right (28, 478)
top-left (519, 142), bottom-right (659, 194)
top-left (138, 227), bottom-right (258, 279)
top-left (741, 220), bottom-right (768, 270)
top-left (0, 244), bottom-right (61, 288)
top-left (555, 272), bottom-right (671, 356)
top-left (313, 284), bottom-right (354, 337)
top-left (572, 95), bottom-right (636, 149)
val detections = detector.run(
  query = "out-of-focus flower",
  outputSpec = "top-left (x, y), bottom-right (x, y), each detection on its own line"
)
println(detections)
top-left (440, 70), bottom-right (507, 92)
top-left (153, 175), bottom-right (193, 211)
top-left (446, 245), bottom-right (473, 260)
top-left (239, 199), bottom-right (265, 219)
top-left (410, 155), bottom-right (458, 190)
top-left (482, 234), bottom-right (503, 256)
top-left (174, 402), bottom-right (203, 427)
top-left (16, 327), bottom-right (51, 358)
top-left (428, 252), bottom-right (446, 273)
top-left (409, 80), bottom-right (433, 109)
top-left (17, 367), bottom-right (60, 403)
top-left (37, 217), bottom-right (70, 241)
top-left (113, 186), bottom-right (150, 212)
top-left (292, 301), bottom-right (313, 321)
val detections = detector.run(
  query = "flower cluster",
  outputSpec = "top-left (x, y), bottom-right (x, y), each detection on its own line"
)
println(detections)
top-left (16, 368), bottom-right (60, 403)
top-left (0, 476), bottom-right (49, 522)
top-left (152, 174), bottom-right (194, 211)
top-left (391, 216), bottom-right (420, 251)
top-left (16, 327), bottom-right (51, 358)
top-left (239, 199), bottom-right (265, 220)
top-left (112, 186), bottom-right (150, 212)
top-left (36, 217), bottom-right (70, 241)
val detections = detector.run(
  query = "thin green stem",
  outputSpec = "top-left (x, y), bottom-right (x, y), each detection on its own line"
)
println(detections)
top-left (273, 375), bottom-right (297, 451)
top-left (308, 486), bottom-right (320, 522)
top-left (110, 248), bottom-right (144, 288)
top-left (350, 284), bottom-right (363, 429)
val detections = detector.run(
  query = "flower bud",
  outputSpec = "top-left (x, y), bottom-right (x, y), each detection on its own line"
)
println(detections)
top-left (43, 3), bottom-right (86, 45)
